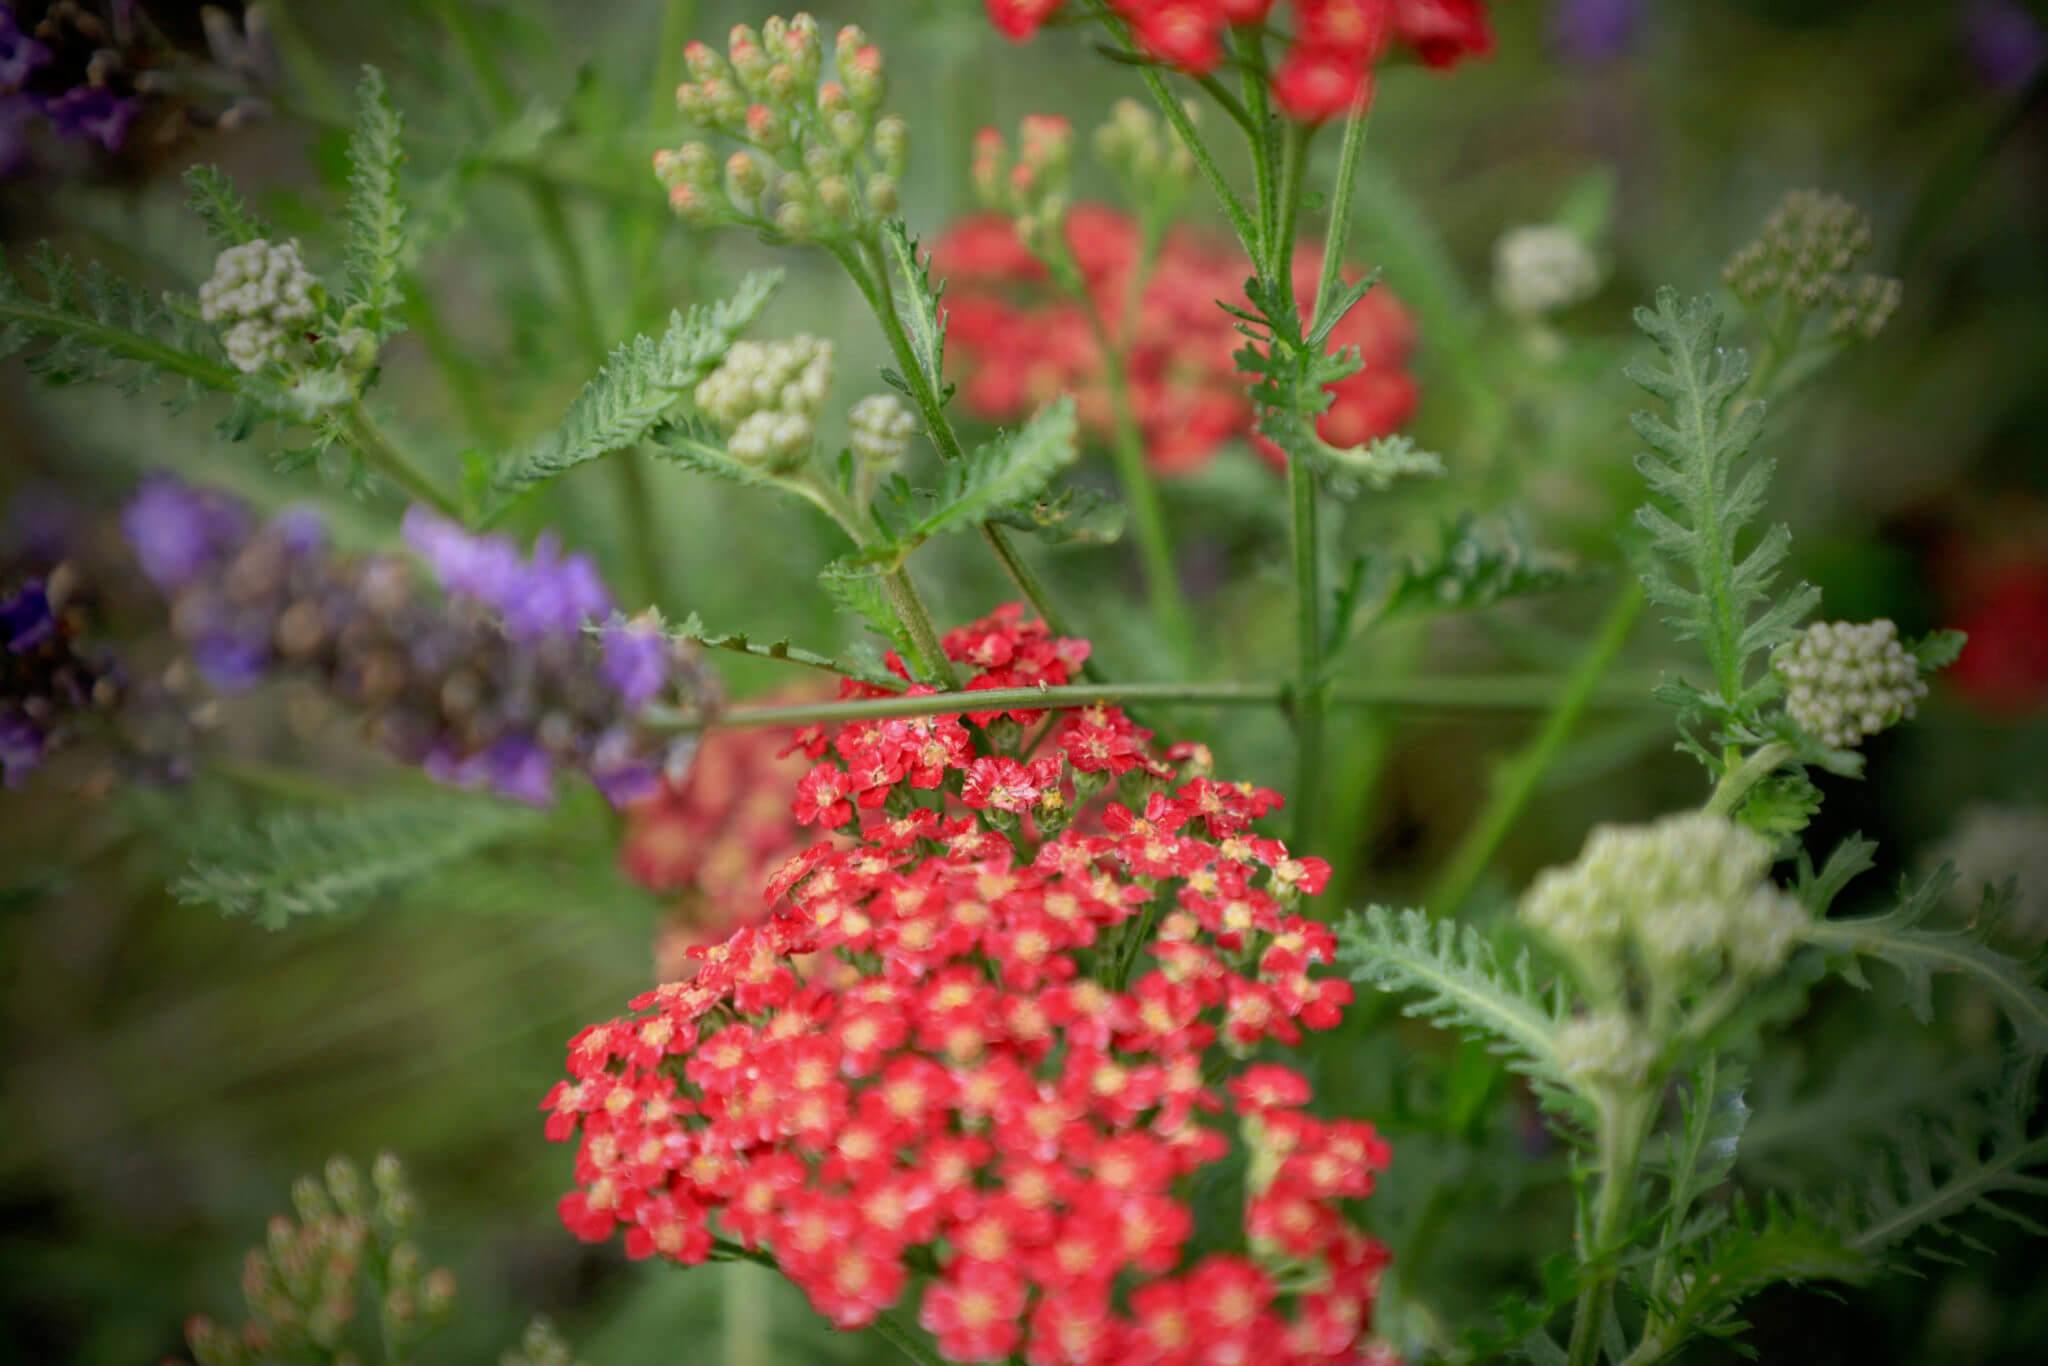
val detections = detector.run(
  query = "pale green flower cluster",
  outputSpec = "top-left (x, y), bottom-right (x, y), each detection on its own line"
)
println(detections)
top-left (1774, 619), bottom-right (1926, 749)
top-left (198, 239), bottom-right (318, 373)
top-left (694, 335), bottom-right (835, 471)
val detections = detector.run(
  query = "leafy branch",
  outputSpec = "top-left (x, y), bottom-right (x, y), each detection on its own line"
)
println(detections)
top-left (339, 66), bottom-right (410, 342)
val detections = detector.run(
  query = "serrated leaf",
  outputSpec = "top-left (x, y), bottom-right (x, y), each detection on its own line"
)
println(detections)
top-left (818, 556), bottom-right (904, 648)
top-left (1800, 861), bottom-right (2048, 1050)
top-left (495, 272), bottom-right (780, 498)
top-left (340, 66), bottom-right (409, 341)
top-left (1376, 515), bottom-right (1591, 623)
top-left (882, 219), bottom-right (948, 405)
top-left (669, 611), bottom-right (901, 686)
top-left (1663, 1199), bottom-right (1870, 1339)
top-left (1736, 771), bottom-right (1822, 841)
top-left (1910, 628), bottom-right (1967, 673)
top-left (174, 794), bottom-right (548, 930)
top-left (183, 165), bottom-right (273, 247)
top-left (907, 399), bottom-right (1079, 542)
top-left (985, 485), bottom-right (1127, 546)
top-left (1337, 906), bottom-right (1569, 1087)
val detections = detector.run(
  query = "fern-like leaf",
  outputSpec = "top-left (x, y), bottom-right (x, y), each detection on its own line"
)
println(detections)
top-left (905, 399), bottom-right (1079, 543)
top-left (183, 165), bottom-right (273, 247)
top-left (496, 271), bottom-right (781, 497)
top-left (818, 557), bottom-right (905, 648)
top-left (1, 245), bottom-right (244, 401)
top-left (1655, 1198), bottom-right (1870, 1353)
top-left (340, 66), bottom-right (409, 341)
top-left (882, 219), bottom-right (949, 404)
top-left (985, 484), bottom-right (1127, 546)
top-left (1628, 288), bottom-right (1819, 724)
top-left (1801, 863), bottom-right (2048, 1051)
top-left (1337, 906), bottom-right (1568, 1084)
top-left (670, 611), bottom-right (902, 686)
top-left (174, 794), bottom-right (548, 929)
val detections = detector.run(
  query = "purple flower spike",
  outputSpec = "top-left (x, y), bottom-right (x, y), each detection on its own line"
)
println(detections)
top-left (193, 633), bottom-right (271, 692)
top-left (1964, 0), bottom-right (2047, 91)
top-left (602, 613), bottom-right (669, 708)
top-left (0, 12), bottom-right (52, 91)
top-left (505, 533), bottom-right (613, 640)
top-left (488, 735), bottom-right (556, 806)
top-left (2, 580), bottom-right (56, 654)
top-left (123, 476), bottom-right (246, 590)
top-left (1548, 0), bottom-right (1642, 65)
top-left (270, 506), bottom-right (329, 557)
top-left (42, 86), bottom-right (141, 152)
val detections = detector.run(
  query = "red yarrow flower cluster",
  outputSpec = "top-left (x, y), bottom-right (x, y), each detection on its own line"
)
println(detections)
top-left (935, 204), bottom-right (1417, 476)
top-left (985, 2), bottom-right (1498, 120)
top-left (546, 606), bottom-right (1393, 1364)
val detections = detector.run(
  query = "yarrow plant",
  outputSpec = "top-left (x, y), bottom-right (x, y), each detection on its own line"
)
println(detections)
top-left (3, 4), bottom-right (2045, 1366)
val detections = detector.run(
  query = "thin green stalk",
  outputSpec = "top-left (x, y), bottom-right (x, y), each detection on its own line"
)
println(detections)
top-left (1271, 120), bottom-right (1312, 280)
top-left (1567, 1095), bottom-right (1655, 1366)
top-left (344, 404), bottom-right (462, 515)
top-left (646, 673), bottom-right (1657, 733)
top-left (1426, 582), bottom-right (1646, 916)
top-left (1311, 100), bottom-right (1374, 332)
top-left (1288, 451), bottom-right (1326, 852)
top-left (721, 1260), bottom-right (771, 1366)
top-left (1703, 740), bottom-right (1794, 818)
top-left (1076, 298), bottom-right (1193, 653)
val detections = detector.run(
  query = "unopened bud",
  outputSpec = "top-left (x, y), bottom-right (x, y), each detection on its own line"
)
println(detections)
top-left (291, 1175), bottom-right (332, 1226)
top-left (971, 127), bottom-right (1007, 208)
top-left (849, 393), bottom-right (915, 464)
top-left (864, 174), bottom-right (899, 216)
top-left (815, 175), bottom-right (854, 218)
top-left (782, 13), bottom-right (822, 84)
top-left (838, 28), bottom-right (883, 108)
top-left (829, 108), bottom-right (865, 153)
top-left (668, 183), bottom-right (719, 223)
top-left (422, 1268), bottom-right (457, 1319)
top-left (725, 150), bottom-right (767, 202)
top-left (873, 115), bottom-right (908, 176)
top-left (744, 103), bottom-right (787, 151)
top-left (682, 39), bottom-right (726, 84)
top-left (774, 199), bottom-right (814, 239)
top-left (728, 25), bottom-right (770, 94)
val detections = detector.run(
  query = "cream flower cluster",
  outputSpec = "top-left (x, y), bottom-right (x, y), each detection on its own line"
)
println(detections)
top-left (694, 335), bottom-right (835, 470)
top-left (1493, 224), bottom-right (1600, 317)
top-left (198, 239), bottom-right (318, 373)
top-left (1774, 619), bottom-right (1926, 749)
top-left (847, 393), bottom-right (914, 464)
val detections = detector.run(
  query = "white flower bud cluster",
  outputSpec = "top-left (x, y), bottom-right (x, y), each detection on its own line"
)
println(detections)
top-left (199, 239), bottom-right (319, 373)
top-left (1774, 619), bottom-right (1926, 749)
top-left (1522, 811), bottom-right (1808, 989)
top-left (1934, 804), bottom-right (2048, 944)
top-left (1493, 224), bottom-right (1600, 317)
top-left (1556, 1011), bottom-right (1657, 1090)
top-left (694, 335), bottom-right (835, 470)
top-left (847, 393), bottom-right (915, 464)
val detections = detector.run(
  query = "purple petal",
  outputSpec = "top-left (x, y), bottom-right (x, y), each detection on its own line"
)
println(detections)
top-left (0, 712), bottom-right (44, 788)
top-left (601, 614), bottom-right (669, 707)
top-left (487, 735), bottom-right (556, 806)
top-left (2, 580), bottom-right (56, 654)
top-left (123, 477), bottom-right (247, 590)
top-left (193, 633), bottom-right (271, 692)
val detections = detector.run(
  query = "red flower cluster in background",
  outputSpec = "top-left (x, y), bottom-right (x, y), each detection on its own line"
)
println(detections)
top-left (934, 204), bottom-right (1418, 477)
top-left (619, 699), bottom-right (822, 980)
top-left (985, 1), bottom-right (1497, 120)
top-left (1934, 531), bottom-right (2048, 716)
top-left (548, 607), bottom-right (1393, 1365)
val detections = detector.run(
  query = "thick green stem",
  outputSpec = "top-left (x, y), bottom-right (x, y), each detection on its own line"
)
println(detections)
top-left (884, 566), bottom-right (961, 689)
top-left (1288, 451), bottom-right (1326, 852)
top-left (1426, 582), bottom-right (1646, 916)
top-left (344, 405), bottom-right (462, 515)
top-left (1271, 121), bottom-right (1312, 280)
top-left (1567, 1094), bottom-right (1655, 1366)
top-left (646, 673), bottom-right (1657, 733)
top-left (1703, 740), bottom-right (1794, 818)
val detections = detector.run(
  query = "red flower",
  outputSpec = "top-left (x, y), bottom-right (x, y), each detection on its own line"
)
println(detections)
top-left (989, 0), bottom-right (1067, 40)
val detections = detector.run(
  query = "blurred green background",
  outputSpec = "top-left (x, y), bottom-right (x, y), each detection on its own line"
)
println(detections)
top-left (4, 1), bottom-right (2046, 1361)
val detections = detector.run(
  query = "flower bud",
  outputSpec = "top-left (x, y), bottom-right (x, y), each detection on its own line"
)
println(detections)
top-left (848, 393), bottom-right (915, 464)
top-left (773, 199), bottom-right (814, 239)
top-left (668, 183), bottom-right (719, 223)
top-left (682, 39), bottom-right (727, 84)
top-left (971, 127), bottom-right (1007, 208)
top-left (763, 60), bottom-right (800, 104)
top-left (323, 1156), bottom-right (364, 1217)
top-left (1774, 618), bottom-right (1926, 749)
top-left (837, 27), bottom-right (883, 108)
top-left (782, 13), bottom-right (823, 83)
top-left (872, 115), bottom-right (908, 176)
top-left (828, 108), bottom-right (865, 154)
top-left (744, 102), bottom-right (787, 151)
top-left (291, 1175), bottom-right (333, 1226)
top-left (727, 24), bottom-right (770, 94)
top-left (1556, 1010), bottom-right (1657, 1090)
top-left (725, 149), bottom-right (767, 203)
top-left (422, 1268), bottom-right (458, 1320)
top-left (814, 174), bottom-right (854, 219)
top-left (864, 174), bottom-right (900, 217)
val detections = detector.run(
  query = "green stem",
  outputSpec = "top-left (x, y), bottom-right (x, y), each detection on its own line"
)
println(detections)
top-left (1311, 100), bottom-right (1373, 333)
top-left (884, 566), bottom-right (961, 689)
top-left (1426, 582), bottom-right (1646, 916)
top-left (645, 673), bottom-right (1656, 732)
top-left (344, 404), bottom-right (463, 515)
top-left (1271, 120), bottom-right (1312, 280)
top-left (721, 1260), bottom-right (771, 1366)
top-left (1076, 296), bottom-right (1194, 654)
top-left (869, 1307), bottom-right (947, 1366)
top-left (1703, 741), bottom-right (1794, 818)
top-left (1567, 1093), bottom-right (1655, 1366)
top-left (1288, 450), bottom-right (1326, 852)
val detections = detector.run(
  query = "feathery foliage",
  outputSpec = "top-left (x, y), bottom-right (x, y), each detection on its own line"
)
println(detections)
top-left (668, 611), bottom-right (902, 686)
top-left (499, 271), bottom-right (781, 497)
top-left (174, 794), bottom-right (550, 930)
top-left (1337, 906), bottom-right (1569, 1086)
top-left (1801, 863), bottom-right (2048, 1052)
top-left (1374, 515), bottom-right (1591, 623)
top-left (984, 484), bottom-right (1127, 546)
top-left (183, 165), bottom-right (274, 248)
top-left (339, 67), bottom-right (411, 342)
top-left (881, 399), bottom-right (1080, 553)
top-left (1652, 1199), bottom-right (1870, 1356)
top-left (1629, 288), bottom-right (1818, 731)
top-left (0, 244), bottom-right (242, 401)
top-left (881, 220), bottom-right (950, 405)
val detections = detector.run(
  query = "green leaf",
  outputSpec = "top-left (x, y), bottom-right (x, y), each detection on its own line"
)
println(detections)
top-left (1337, 906), bottom-right (1568, 1086)
top-left (819, 557), bottom-right (904, 648)
top-left (669, 611), bottom-right (901, 686)
top-left (1376, 515), bottom-right (1590, 623)
top-left (1801, 863), bottom-right (2048, 1051)
top-left (183, 165), bottom-right (273, 247)
top-left (340, 66), bottom-right (410, 341)
top-left (881, 219), bottom-right (949, 403)
top-left (985, 485), bottom-right (1128, 546)
top-left (907, 399), bottom-right (1079, 542)
top-left (1628, 288), bottom-right (1819, 731)
top-left (495, 271), bottom-right (780, 498)
top-left (174, 794), bottom-right (549, 930)
top-left (1662, 1199), bottom-right (1870, 1343)
top-left (1910, 628), bottom-right (1967, 673)
top-left (1736, 771), bottom-right (1823, 841)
